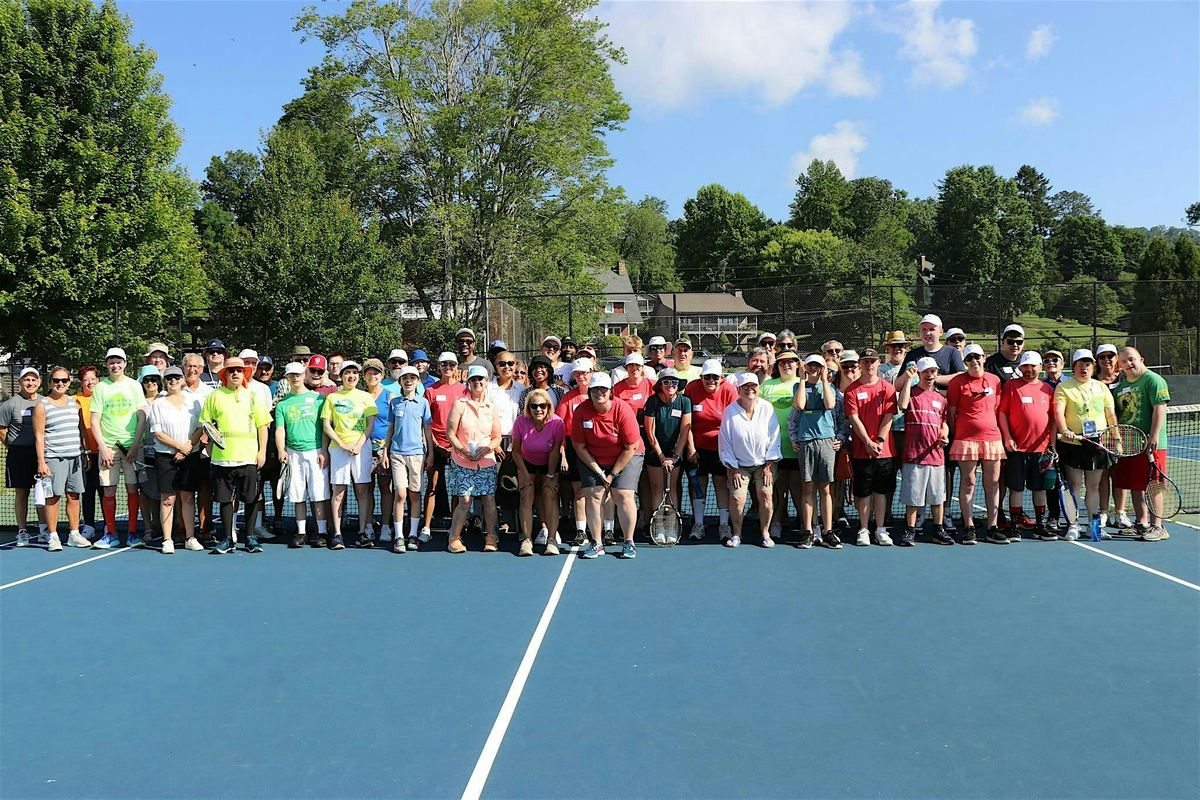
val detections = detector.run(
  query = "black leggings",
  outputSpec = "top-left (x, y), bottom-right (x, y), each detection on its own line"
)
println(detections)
top-left (220, 499), bottom-right (257, 540)
top-left (82, 456), bottom-right (99, 526)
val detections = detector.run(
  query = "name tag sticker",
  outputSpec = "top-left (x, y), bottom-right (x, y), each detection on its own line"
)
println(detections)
top-left (1020, 396), bottom-right (1033, 404)
top-left (436, 395), bottom-right (446, 402)
top-left (983, 387), bottom-right (992, 395)
top-left (582, 420), bottom-right (593, 430)
top-left (932, 400), bottom-right (943, 409)
top-left (632, 393), bottom-right (643, 400)
top-left (856, 392), bottom-right (868, 401)
top-left (670, 409), bottom-right (682, 418)
top-left (21, 408), bottom-right (32, 417)
top-left (694, 404), bottom-right (703, 412)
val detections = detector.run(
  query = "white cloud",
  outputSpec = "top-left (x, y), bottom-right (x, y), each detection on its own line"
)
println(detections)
top-left (1018, 96), bottom-right (1060, 126)
top-left (894, 0), bottom-right (977, 88)
top-left (1026, 24), bottom-right (1056, 60)
top-left (601, 1), bottom-right (876, 109)
top-left (790, 121), bottom-right (868, 179)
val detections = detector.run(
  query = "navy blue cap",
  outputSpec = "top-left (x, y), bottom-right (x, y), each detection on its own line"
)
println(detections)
top-left (259, 355), bottom-right (274, 367)
top-left (205, 339), bottom-right (226, 351)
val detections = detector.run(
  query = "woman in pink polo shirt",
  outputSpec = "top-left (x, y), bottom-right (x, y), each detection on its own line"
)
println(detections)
top-left (445, 366), bottom-right (501, 553)
top-left (512, 388), bottom-right (565, 556)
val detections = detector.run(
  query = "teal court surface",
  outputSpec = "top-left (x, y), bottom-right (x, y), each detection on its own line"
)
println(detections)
top-left (2, 521), bottom-right (1198, 799)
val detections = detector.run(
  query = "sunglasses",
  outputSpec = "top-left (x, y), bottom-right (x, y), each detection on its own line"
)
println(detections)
top-left (166, 375), bottom-right (183, 381)
top-left (965, 355), bottom-right (983, 362)
top-left (542, 344), bottom-right (560, 351)
top-left (840, 365), bottom-right (858, 370)
top-left (468, 376), bottom-right (485, 382)
top-left (1005, 339), bottom-right (1024, 345)
top-left (1045, 357), bottom-right (1062, 362)
top-left (648, 345), bottom-right (665, 350)
top-left (496, 360), bottom-right (516, 367)
top-left (439, 362), bottom-right (457, 368)
top-left (948, 337), bottom-right (965, 344)
top-left (51, 377), bottom-right (71, 384)
top-left (702, 375), bottom-right (720, 381)
top-left (529, 403), bottom-right (549, 410)
top-left (824, 348), bottom-right (842, 355)
top-left (307, 368), bottom-right (325, 374)
top-left (779, 342), bottom-right (796, 350)
top-left (659, 379), bottom-right (679, 388)
top-left (389, 359), bottom-right (407, 365)
top-left (1098, 353), bottom-right (1116, 359)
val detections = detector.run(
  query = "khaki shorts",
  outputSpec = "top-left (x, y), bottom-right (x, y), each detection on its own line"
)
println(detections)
top-left (99, 452), bottom-right (139, 488)
top-left (390, 453), bottom-right (424, 493)
top-left (729, 462), bottom-right (772, 501)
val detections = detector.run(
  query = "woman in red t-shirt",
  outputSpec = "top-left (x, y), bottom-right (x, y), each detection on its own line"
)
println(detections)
top-left (947, 344), bottom-right (1005, 541)
top-left (684, 360), bottom-right (737, 539)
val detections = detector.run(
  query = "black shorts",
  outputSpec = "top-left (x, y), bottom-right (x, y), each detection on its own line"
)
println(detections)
top-left (155, 452), bottom-right (201, 494)
top-left (645, 449), bottom-right (694, 470)
top-left (523, 461), bottom-right (550, 476)
top-left (891, 429), bottom-right (906, 467)
top-left (211, 463), bottom-right (259, 504)
top-left (852, 457), bottom-right (897, 498)
top-left (776, 457), bottom-right (800, 472)
top-left (695, 448), bottom-right (724, 477)
top-left (1006, 451), bottom-right (1053, 493)
top-left (1058, 441), bottom-right (1109, 472)
top-left (261, 442), bottom-right (281, 482)
top-left (5, 444), bottom-right (36, 489)
top-left (563, 446), bottom-right (581, 482)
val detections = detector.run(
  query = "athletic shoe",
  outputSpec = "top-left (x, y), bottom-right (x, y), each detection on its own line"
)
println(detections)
top-left (580, 542), bottom-right (605, 559)
top-left (127, 535), bottom-right (145, 549)
top-left (602, 529), bottom-right (616, 546)
top-left (899, 528), bottom-right (916, 547)
top-left (572, 529), bottom-right (587, 546)
top-left (290, 533), bottom-right (305, 548)
top-left (184, 537), bottom-right (204, 551)
top-left (796, 530), bottom-right (814, 549)
top-left (447, 538), bottom-right (467, 554)
top-left (315, 534), bottom-right (328, 548)
top-left (91, 533), bottom-right (117, 550)
top-left (1099, 511), bottom-right (1108, 528)
top-left (392, 536), bottom-right (406, 553)
top-left (1019, 514), bottom-right (1036, 529)
top-left (822, 530), bottom-right (843, 549)
top-left (518, 538), bottom-right (533, 557)
top-left (46, 532), bottom-right (62, 551)
top-left (254, 525), bottom-right (274, 541)
top-left (1007, 530), bottom-right (1022, 543)
top-left (1064, 525), bottom-right (1080, 541)
top-left (985, 527), bottom-right (1009, 545)
top-left (620, 540), bottom-right (636, 559)
top-left (718, 523), bottom-right (732, 541)
top-left (1142, 525), bottom-right (1168, 542)
top-left (761, 535), bottom-right (775, 549)
top-left (689, 521), bottom-right (705, 541)
top-left (960, 528), bottom-right (977, 545)
top-left (944, 515), bottom-right (957, 532)
top-left (723, 535), bottom-right (741, 548)
top-left (534, 525), bottom-right (548, 546)
top-left (356, 533), bottom-right (374, 548)
top-left (769, 521), bottom-right (783, 539)
top-left (161, 539), bottom-right (174, 555)
top-left (1036, 525), bottom-right (1059, 541)
top-left (855, 528), bottom-right (871, 547)
top-left (996, 513), bottom-right (1010, 531)
top-left (210, 538), bottom-right (234, 554)
top-left (1047, 517), bottom-right (1061, 532)
top-left (873, 529), bottom-right (893, 546)
top-left (38, 524), bottom-right (50, 543)
top-left (330, 533), bottom-right (345, 550)
top-left (67, 531), bottom-right (91, 548)
top-left (931, 528), bottom-right (955, 546)
top-left (418, 527), bottom-right (432, 543)
top-left (15, 529), bottom-right (32, 547)
top-left (379, 524), bottom-right (393, 543)
top-left (1116, 511), bottom-right (1134, 529)
top-left (80, 523), bottom-right (95, 539)
top-left (543, 540), bottom-right (560, 556)
top-left (246, 536), bottom-right (263, 553)
top-left (1098, 529), bottom-right (1113, 540)
top-left (406, 536), bottom-right (420, 552)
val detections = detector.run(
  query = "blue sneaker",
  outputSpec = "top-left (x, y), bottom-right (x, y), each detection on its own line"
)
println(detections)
top-left (209, 538), bottom-right (234, 554)
top-left (330, 533), bottom-right (345, 550)
top-left (620, 540), bottom-right (636, 559)
top-left (580, 542), bottom-right (605, 559)
top-left (245, 536), bottom-right (263, 553)
top-left (91, 533), bottom-right (118, 550)
top-left (126, 535), bottom-right (145, 549)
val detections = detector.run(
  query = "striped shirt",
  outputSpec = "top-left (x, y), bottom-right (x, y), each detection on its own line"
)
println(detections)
top-left (41, 396), bottom-right (83, 459)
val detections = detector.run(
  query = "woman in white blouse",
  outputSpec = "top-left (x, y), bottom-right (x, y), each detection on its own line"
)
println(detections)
top-left (717, 373), bottom-right (782, 548)
top-left (150, 366), bottom-right (203, 553)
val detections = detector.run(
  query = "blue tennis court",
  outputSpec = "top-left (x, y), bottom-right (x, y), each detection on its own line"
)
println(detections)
top-left (3, 519), bottom-right (1197, 799)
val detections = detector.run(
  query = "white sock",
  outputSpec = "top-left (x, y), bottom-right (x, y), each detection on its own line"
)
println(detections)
top-left (410, 517), bottom-right (420, 537)
top-left (718, 508), bottom-right (729, 524)
top-left (297, 518), bottom-right (307, 535)
top-left (575, 520), bottom-right (586, 533)
top-left (316, 519), bottom-right (328, 534)
top-left (603, 518), bottom-right (614, 532)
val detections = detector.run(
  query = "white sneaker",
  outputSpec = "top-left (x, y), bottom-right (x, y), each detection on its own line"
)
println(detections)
top-left (1116, 511), bottom-right (1133, 529)
top-left (874, 529), bottom-right (893, 546)
top-left (418, 527), bottom-right (432, 543)
top-left (944, 515), bottom-right (957, 532)
top-left (81, 523), bottom-right (95, 539)
top-left (184, 537), bottom-right (204, 551)
top-left (378, 524), bottom-right (393, 543)
top-left (689, 521), bottom-right (705, 540)
top-left (47, 532), bottom-right (62, 551)
top-left (67, 531), bottom-right (91, 548)
top-left (37, 525), bottom-right (50, 544)
top-left (855, 528), bottom-right (871, 546)
top-left (769, 521), bottom-right (783, 539)
top-left (162, 539), bottom-right (175, 554)
top-left (718, 523), bottom-right (732, 541)
top-left (534, 525), bottom-right (548, 546)
top-left (1065, 525), bottom-right (1080, 541)
top-left (1099, 512), bottom-right (1108, 528)
top-left (15, 529), bottom-right (30, 547)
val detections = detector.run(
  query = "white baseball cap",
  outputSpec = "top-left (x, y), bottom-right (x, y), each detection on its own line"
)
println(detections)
top-left (541, 335), bottom-right (561, 347)
top-left (920, 314), bottom-right (943, 328)
top-left (19, 366), bottom-right (40, 379)
top-left (647, 336), bottom-right (668, 347)
top-left (588, 372), bottom-right (612, 390)
top-left (1096, 343), bottom-right (1118, 356)
top-left (466, 365), bottom-right (488, 380)
top-left (737, 372), bottom-right (760, 387)
top-left (1019, 351), bottom-right (1042, 367)
top-left (963, 343), bottom-right (985, 358)
top-left (803, 354), bottom-right (826, 367)
top-left (701, 358), bottom-right (724, 375)
top-left (284, 362), bottom-right (305, 376)
top-left (339, 360), bottom-right (361, 372)
top-left (398, 365), bottom-right (419, 378)
top-left (437, 351), bottom-right (458, 364)
top-left (1003, 324), bottom-right (1025, 338)
top-left (388, 348), bottom-right (408, 362)
top-left (571, 357), bottom-right (594, 373)
top-left (945, 327), bottom-right (965, 339)
top-left (1072, 348), bottom-right (1095, 364)
top-left (757, 333), bottom-right (776, 343)
top-left (455, 327), bottom-right (475, 340)
top-left (916, 356), bottom-right (939, 372)
top-left (839, 350), bottom-right (860, 363)
top-left (238, 349), bottom-right (259, 363)
top-left (624, 352), bottom-right (645, 366)
top-left (105, 347), bottom-right (127, 361)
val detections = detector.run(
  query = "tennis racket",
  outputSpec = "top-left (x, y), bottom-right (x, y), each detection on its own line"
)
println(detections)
top-left (277, 458), bottom-right (291, 496)
top-left (200, 420), bottom-right (226, 450)
top-left (1146, 453), bottom-right (1182, 521)
top-left (1081, 424), bottom-right (1147, 459)
top-left (649, 484), bottom-right (681, 547)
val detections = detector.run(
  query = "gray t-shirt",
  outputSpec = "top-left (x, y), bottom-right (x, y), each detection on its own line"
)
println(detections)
top-left (0, 395), bottom-right (39, 446)
top-left (461, 355), bottom-right (495, 381)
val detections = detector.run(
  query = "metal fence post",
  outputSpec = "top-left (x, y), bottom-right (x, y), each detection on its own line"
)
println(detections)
top-left (1091, 279), bottom-right (1098, 353)
top-left (567, 295), bottom-right (574, 339)
top-left (888, 285), bottom-right (895, 332)
top-left (672, 292), bottom-right (679, 340)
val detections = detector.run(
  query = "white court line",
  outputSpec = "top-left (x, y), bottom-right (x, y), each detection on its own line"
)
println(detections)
top-left (0, 547), bottom-right (131, 591)
top-left (1068, 541), bottom-right (1200, 591)
top-left (461, 547), bottom-right (580, 800)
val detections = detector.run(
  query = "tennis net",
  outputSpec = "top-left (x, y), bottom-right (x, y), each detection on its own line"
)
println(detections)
top-left (1166, 403), bottom-right (1200, 514)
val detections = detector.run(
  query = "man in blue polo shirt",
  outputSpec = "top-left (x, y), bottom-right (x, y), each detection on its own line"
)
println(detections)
top-left (382, 366), bottom-right (434, 552)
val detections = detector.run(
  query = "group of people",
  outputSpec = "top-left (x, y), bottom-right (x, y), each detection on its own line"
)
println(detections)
top-left (0, 316), bottom-right (1175, 559)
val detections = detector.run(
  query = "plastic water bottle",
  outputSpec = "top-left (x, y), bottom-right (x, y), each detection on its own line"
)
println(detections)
top-left (1089, 514), bottom-right (1102, 542)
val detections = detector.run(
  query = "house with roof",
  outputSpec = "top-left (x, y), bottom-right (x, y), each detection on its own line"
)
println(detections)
top-left (648, 291), bottom-right (762, 352)
top-left (593, 261), bottom-right (644, 337)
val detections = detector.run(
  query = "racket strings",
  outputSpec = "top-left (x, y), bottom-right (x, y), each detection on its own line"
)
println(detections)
top-left (1097, 425), bottom-right (1146, 455)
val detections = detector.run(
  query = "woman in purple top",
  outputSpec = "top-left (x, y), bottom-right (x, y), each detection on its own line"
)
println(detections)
top-left (511, 388), bottom-right (565, 556)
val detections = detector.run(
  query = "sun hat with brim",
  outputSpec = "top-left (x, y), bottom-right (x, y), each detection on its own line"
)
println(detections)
top-left (410, 349), bottom-right (430, 364)
top-left (839, 350), bottom-right (860, 363)
top-left (205, 339), bottom-right (227, 353)
top-left (138, 365), bottom-right (162, 382)
top-left (528, 355), bottom-right (553, 371)
top-left (398, 366), bottom-right (419, 379)
top-left (883, 331), bottom-right (908, 346)
top-left (571, 357), bottom-right (594, 373)
top-left (963, 344), bottom-right (985, 359)
top-left (284, 362), bottom-right (305, 376)
top-left (1018, 352), bottom-right (1042, 367)
top-left (588, 372), bottom-right (613, 391)
top-left (19, 366), bottom-right (40, 379)
top-left (455, 327), bottom-right (475, 340)
top-left (1044, 349), bottom-right (1064, 360)
top-left (541, 335), bottom-right (561, 347)
top-left (144, 342), bottom-right (170, 358)
top-left (466, 365), bottom-right (488, 381)
top-left (647, 336), bottom-right (668, 347)
top-left (218, 357), bottom-right (252, 378)
top-left (1003, 324), bottom-right (1025, 338)
top-left (803, 354), bottom-right (826, 367)
top-left (757, 333), bottom-right (776, 344)
top-left (292, 345), bottom-right (313, 357)
top-left (105, 347), bottom-right (127, 361)
top-left (916, 356), bottom-right (939, 372)
top-left (656, 368), bottom-right (680, 385)
top-left (775, 350), bottom-right (800, 362)
top-left (1072, 348), bottom-right (1095, 364)
top-left (858, 348), bottom-right (880, 361)
top-left (164, 366), bottom-right (184, 379)
top-left (238, 349), bottom-right (259, 364)
top-left (737, 372), bottom-right (760, 388)
top-left (362, 358), bottom-right (385, 374)
top-left (701, 358), bottom-right (723, 376)
top-left (674, 337), bottom-right (692, 347)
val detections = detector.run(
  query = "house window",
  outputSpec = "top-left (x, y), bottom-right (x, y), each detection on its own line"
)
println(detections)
top-left (604, 301), bottom-right (625, 314)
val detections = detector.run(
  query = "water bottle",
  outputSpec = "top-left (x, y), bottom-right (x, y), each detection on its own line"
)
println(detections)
top-left (1089, 514), bottom-right (1101, 542)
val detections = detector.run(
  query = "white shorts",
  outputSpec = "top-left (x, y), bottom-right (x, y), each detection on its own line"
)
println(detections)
top-left (390, 453), bottom-right (424, 493)
top-left (901, 463), bottom-right (946, 508)
top-left (330, 445), bottom-right (372, 485)
top-left (285, 448), bottom-right (330, 502)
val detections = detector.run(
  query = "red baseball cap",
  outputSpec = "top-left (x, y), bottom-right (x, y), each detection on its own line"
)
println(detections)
top-left (308, 354), bottom-right (328, 371)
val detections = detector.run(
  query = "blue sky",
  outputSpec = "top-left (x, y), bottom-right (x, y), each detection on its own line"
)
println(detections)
top-left (122, 0), bottom-right (1199, 229)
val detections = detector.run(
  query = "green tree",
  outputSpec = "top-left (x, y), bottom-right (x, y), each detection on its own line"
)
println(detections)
top-left (901, 196), bottom-right (938, 261)
top-left (0, 0), bottom-right (205, 364)
top-left (1051, 276), bottom-right (1123, 327)
top-left (1173, 235), bottom-right (1199, 328)
top-left (673, 184), bottom-right (770, 289)
top-left (1131, 238), bottom-right (1182, 333)
top-left (296, 0), bottom-right (630, 322)
top-left (1014, 165), bottom-right (1054, 237)
top-left (1050, 215), bottom-right (1124, 280)
top-left (1048, 190), bottom-right (1097, 221)
top-left (788, 159), bottom-right (850, 235)
top-left (1110, 225), bottom-right (1149, 274)
top-left (617, 196), bottom-right (680, 292)
top-left (1186, 202), bottom-right (1200, 227)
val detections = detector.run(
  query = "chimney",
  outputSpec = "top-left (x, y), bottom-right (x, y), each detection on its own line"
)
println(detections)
top-left (734, 289), bottom-right (743, 299)
top-left (615, 260), bottom-right (627, 276)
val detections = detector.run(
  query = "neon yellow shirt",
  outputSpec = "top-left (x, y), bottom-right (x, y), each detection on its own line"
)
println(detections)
top-left (90, 376), bottom-right (147, 449)
top-left (1054, 378), bottom-right (1113, 440)
top-left (320, 387), bottom-right (378, 450)
top-left (199, 386), bottom-right (270, 466)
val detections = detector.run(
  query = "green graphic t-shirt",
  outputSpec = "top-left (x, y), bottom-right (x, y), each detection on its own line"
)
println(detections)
top-left (90, 376), bottom-right (147, 449)
top-left (320, 387), bottom-right (377, 450)
top-left (759, 377), bottom-right (802, 458)
top-left (1114, 370), bottom-right (1170, 448)
top-left (275, 391), bottom-right (326, 452)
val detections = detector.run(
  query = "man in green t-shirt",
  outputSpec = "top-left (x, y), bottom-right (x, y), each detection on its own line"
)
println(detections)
top-left (89, 347), bottom-right (148, 550)
top-left (1112, 347), bottom-right (1171, 540)
top-left (196, 357), bottom-right (271, 554)
top-left (274, 362), bottom-right (330, 548)
top-left (758, 350), bottom-right (803, 541)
